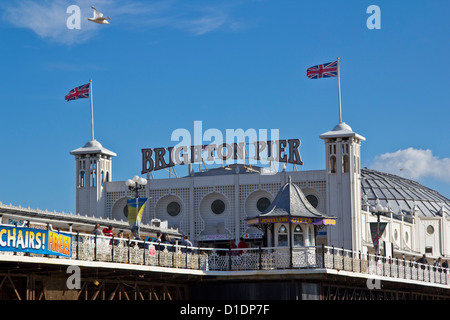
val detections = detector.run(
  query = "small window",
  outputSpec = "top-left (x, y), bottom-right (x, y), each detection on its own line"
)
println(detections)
top-left (211, 199), bottom-right (225, 215)
top-left (256, 197), bottom-right (271, 212)
top-left (278, 225), bottom-right (288, 247)
top-left (278, 234), bottom-right (288, 247)
top-left (167, 202), bottom-right (181, 217)
top-left (294, 234), bottom-right (304, 247)
top-left (293, 225), bottom-right (304, 247)
top-left (427, 225), bottom-right (434, 235)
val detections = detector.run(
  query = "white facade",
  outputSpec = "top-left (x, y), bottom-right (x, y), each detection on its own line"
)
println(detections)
top-left (72, 122), bottom-right (450, 260)
top-left (319, 122), bottom-right (365, 252)
top-left (70, 140), bottom-right (116, 218)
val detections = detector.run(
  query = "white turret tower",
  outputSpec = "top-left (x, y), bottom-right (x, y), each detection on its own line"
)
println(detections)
top-left (320, 122), bottom-right (365, 251)
top-left (70, 140), bottom-right (116, 218)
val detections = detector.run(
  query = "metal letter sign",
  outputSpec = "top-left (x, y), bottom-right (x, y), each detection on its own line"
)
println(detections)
top-left (142, 139), bottom-right (303, 174)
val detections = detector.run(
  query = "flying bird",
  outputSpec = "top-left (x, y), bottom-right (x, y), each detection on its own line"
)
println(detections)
top-left (87, 6), bottom-right (111, 24)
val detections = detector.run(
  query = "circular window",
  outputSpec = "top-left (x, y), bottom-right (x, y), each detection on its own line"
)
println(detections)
top-left (167, 202), bottom-right (181, 217)
top-left (211, 199), bottom-right (225, 215)
top-left (427, 225), bottom-right (434, 235)
top-left (394, 229), bottom-right (398, 241)
top-left (256, 197), bottom-right (271, 212)
top-left (123, 205), bottom-right (128, 218)
top-left (306, 195), bottom-right (319, 208)
top-left (405, 232), bottom-right (409, 243)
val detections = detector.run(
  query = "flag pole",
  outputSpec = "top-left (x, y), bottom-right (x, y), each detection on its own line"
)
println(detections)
top-left (337, 57), bottom-right (342, 124)
top-left (90, 79), bottom-right (95, 141)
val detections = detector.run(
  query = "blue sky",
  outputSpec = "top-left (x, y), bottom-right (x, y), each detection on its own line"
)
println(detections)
top-left (0, 0), bottom-right (449, 214)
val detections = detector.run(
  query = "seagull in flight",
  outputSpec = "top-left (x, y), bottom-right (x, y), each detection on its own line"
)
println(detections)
top-left (88, 6), bottom-right (111, 24)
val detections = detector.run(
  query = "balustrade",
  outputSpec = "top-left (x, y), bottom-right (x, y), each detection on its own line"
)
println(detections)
top-left (1, 229), bottom-right (449, 288)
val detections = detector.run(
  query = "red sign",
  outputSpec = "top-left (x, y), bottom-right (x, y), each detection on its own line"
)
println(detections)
top-left (148, 245), bottom-right (156, 256)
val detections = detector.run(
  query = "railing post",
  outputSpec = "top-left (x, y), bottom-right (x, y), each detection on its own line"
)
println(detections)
top-left (403, 257), bottom-right (406, 279)
top-left (172, 243), bottom-right (175, 267)
top-left (94, 234), bottom-right (97, 261)
top-left (127, 236), bottom-right (131, 264)
top-left (76, 231), bottom-right (79, 260)
top-left (259, 244), bottom-right (262, 270)
top-left (143, 241), bottom-right (146, 265)
top-left (229, 247), bottom-right (232, 271)
top-left (332, 245), bottom-right (335, 269)
top-left (185, 245), bottom-right (188, 269)
top-left (359, 250), bottom-right (362, 273)
top-left (111, 236), bottom-right (115, 262)
top-left (322, 244), bottom-right (325, 268)
top-left (351, 250), bottom-right (354, 272)
top-left (396, 257), bottom-right (399, 278)
top-left (429, 265), bottom-right (431, 283)
top-left (158, 243), bottom-right (161, 266)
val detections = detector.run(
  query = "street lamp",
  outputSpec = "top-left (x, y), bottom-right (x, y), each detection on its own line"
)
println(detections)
top-left (125, 175), bottom-right (148, 237)
top-left (370, 199), bottom-right (389, 255)
top-left (125, 175), bottom-right (148, 197)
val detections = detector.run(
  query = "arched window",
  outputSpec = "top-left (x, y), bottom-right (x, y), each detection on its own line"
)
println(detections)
top-left (79, 171), bottom-right (85, 188)
top-left (91, 171), bottom-right (96, 187)
top-left (293, 225), bottom-right (304, 247)
top-left (343, 155), bottom-right (349, 173)
top-left (330, 156), bottom-right (337, 173)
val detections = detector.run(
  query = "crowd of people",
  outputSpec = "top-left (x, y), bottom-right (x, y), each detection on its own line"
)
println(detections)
top-left (228, 237), bottom-right (248, 255)
top-left (88, 224), bottom-right (254, 258)
top-left (89, 224), bottom-right (194, 251)
top-left (416, 254), bottom-right (449, 272)
top-left (90, 225), bottom-right (450, 271)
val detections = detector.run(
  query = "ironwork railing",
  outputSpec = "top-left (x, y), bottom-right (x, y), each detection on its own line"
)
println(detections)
top-left (1, 231), bottom-right (449, 287)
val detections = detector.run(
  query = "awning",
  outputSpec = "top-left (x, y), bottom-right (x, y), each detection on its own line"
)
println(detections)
top-left (247, 216), bottom-right (335, 226)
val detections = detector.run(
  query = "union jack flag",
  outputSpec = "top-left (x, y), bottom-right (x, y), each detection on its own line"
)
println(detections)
top-left (65, 83), bottom-right (90, 101)
top-left (306, 61), bottom-right (338, 79)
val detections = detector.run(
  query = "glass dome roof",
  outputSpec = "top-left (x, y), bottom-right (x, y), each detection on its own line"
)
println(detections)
top-left (361, 168), bottom-right (450, 218)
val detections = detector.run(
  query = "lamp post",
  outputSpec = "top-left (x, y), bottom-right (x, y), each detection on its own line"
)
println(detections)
top-left (125, 176), bottom-right (148, 237)
top-left (125, 175), bottom-right (147, 197)
top-left (370, 199), bottom-right (389, 255)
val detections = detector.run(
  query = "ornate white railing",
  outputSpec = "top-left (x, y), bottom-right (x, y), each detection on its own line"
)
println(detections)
top-left (1, 231), bottom-right (449, 287)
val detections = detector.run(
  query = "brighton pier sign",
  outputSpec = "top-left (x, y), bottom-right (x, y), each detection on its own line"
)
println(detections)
top-left (141, 122), bottom-right (303, 174)
top-left (142, 139), bottom-right (303, 174)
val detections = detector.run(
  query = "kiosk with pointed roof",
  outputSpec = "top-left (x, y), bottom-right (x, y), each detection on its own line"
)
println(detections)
top-left (247, 177), bottom-right (335, 250)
